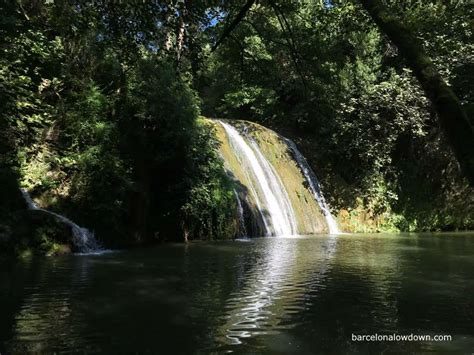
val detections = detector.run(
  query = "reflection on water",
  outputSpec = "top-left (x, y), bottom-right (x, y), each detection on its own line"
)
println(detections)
top-left (220, 236), bottom-right (337, 345)
top-left (1, 233), bottom-right (474, 353)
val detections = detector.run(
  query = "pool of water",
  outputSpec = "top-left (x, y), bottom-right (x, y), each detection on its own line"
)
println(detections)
top-left (1, 233), bottom-right (473, 353)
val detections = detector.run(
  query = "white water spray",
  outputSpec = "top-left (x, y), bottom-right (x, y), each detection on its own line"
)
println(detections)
top-left (20, 188), bottom-right (101, 253)
top-left (284, 139), bottom-right (340, 234)
top-left (219, 121), bottom-right (297, 236)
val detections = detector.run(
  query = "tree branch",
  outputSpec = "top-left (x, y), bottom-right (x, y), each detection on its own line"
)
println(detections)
top-left (269, 0), bottom-right (309, 98)
top-left (211, 0), bottom-right (256, 52)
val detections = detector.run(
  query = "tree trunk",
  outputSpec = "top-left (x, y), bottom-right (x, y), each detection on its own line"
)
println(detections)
top-left (360, 0), bottom-right (474, 185)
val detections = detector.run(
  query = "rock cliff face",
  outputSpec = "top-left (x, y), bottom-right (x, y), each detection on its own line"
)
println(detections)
top-left (212, 119), bottom-right (331, 236)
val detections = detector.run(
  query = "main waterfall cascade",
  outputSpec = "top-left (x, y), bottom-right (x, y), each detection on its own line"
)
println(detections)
top-left (219, 121), bottom-right (298, 236)
top-left (20, 188), bottom-right (101, 253)
top-left (215, 119), bottom-right (340, 236)
top-left (284, 138), bottom-right (341, 234)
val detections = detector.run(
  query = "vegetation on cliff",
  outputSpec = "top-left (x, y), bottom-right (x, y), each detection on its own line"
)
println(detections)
top-left (1, 1), bottom-right (472, 255)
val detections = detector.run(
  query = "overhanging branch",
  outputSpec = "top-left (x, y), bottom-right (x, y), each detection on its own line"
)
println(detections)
top-left (211, 0), bottom-right (256, 52)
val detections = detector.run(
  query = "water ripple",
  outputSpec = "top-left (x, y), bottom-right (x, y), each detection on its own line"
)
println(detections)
top-left (1, 234), bottom-right (473, 353)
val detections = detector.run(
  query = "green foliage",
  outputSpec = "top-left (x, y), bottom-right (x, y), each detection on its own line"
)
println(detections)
top-left (121, 60), bottom-right (236, 241)
top-left (199, 0), bottom-right (473, 232)
top-left (333, 69), bottom-right (429, 184)
top-left (4, 1), bottom-right (240, 246)
top-left (181, 119), bottom-right (238, 240)
top-left (126, 59), bottom-right (199, 166)
top-left (388, 1), bottom-right (473, 117)
top-left (0, 1), bottom-right (64, 237)
top-left (2, 0), bottom-right (473, 255)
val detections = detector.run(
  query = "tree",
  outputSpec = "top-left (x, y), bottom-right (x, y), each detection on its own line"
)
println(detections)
top-left (200, 0), bottom-right (474, 231)
top-left (359, 0), bottom-right (474, 185)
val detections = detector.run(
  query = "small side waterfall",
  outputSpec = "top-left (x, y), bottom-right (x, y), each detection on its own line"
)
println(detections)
top-left (219, 121), bottom-right (298, 236)
top-left (284, 139), bottom-right (340, 234)
top-left (20, 189), bottom-right (101, 253)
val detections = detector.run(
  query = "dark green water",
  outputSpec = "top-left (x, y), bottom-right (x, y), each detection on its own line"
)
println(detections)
top-left (1, 233), bottom-right (473, 354)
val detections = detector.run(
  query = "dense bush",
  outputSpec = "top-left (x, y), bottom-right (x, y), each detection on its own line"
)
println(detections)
top-left (2, 2), bottom-right (238, 249)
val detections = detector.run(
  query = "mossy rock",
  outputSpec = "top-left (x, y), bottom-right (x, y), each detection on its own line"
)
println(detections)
top-left (1, 209), bottom-right (74, 258)
top-left (209, 118), bottom-right (329, 234)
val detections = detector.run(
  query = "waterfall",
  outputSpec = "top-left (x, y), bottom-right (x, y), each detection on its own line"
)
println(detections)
top-left (219, 121), bottom-right (297, 236)
top-left (284, 139), bottom-right (340, 234)
top-left (20, 188), bottom-right (101, 253)
top-left (215, 118), bottom-right (340, 236)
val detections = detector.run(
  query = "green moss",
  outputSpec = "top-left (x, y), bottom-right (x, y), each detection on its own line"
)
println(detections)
top-left (248, 121), bottom-right (327, 233)
top-left (210, 118), bottom-right (329, 234)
